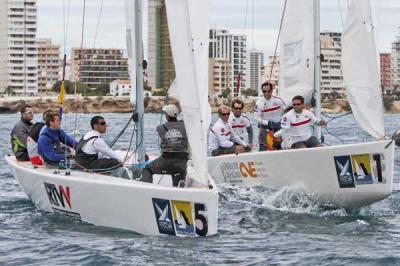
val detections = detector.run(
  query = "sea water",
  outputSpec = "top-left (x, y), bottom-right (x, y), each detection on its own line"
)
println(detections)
top-left (1, 112), bottom-right (399, 265)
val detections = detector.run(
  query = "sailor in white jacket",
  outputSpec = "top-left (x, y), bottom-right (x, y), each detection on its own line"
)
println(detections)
top-left (228, 98), bottom-right (253, 149)
top-left (209, 105), bottom-right (249, 156)
top-left (274, 95), bottom-right (326, 149)
top-left (254, 81), bottom-right (286, 150)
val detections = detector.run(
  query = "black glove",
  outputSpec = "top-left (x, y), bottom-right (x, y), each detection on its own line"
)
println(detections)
top-left (267, 121), bottom-right (281, 131)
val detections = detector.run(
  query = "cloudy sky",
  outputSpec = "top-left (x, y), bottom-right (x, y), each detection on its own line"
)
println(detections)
top-left (37, 0), bottom-right (400, 63)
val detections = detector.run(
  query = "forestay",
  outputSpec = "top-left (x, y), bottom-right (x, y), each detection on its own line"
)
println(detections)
top-left (279, 0), bottom-right (314, 104)
top-left (125, 0), bottom-right (137, 105)
top-left (342, 0), bottom-right (385, 139)
top-left (165, 0), bottom-right (211, 185)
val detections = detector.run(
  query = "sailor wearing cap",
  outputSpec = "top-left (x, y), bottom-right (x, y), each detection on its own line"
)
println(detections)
top-left (140, 104), bottom-right (189, 186)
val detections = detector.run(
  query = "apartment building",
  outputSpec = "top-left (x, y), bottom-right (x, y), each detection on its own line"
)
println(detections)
top-left (380, 53), bottom-right (392, 94)
top-left (148, 0), bottom-right (175, 90)
top-left (0, 0), bottom-right (38, 95)
top-left (208, 58), bottom-right (232, 97)
top-left (209, 29), bottom-right (247, 97)
top-left (247, 49), bottom-right (264, 92)
top-left (320, 31), bottom-right (344, 98)
top-left (70, 48), bottom-right (129, 88)
top-left (37, 38), bottom-right (60, 94)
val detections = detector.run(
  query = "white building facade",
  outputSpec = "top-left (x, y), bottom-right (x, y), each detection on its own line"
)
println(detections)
top-left (320, 31), bottom-right (344, 98)
top-left (209, 29), bottom-right (247, 97)
top-left (37, 38), bottom-right (61, 94)
top-left (0, 0), bottom-right (38, 95)
top-left (392, 33), bottom-right (400, 90)
top-left (246, 49), bottom-right (264, 92)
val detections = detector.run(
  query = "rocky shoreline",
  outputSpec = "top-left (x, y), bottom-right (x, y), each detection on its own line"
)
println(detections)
top-left (0, 95), bottom-right (398, 114)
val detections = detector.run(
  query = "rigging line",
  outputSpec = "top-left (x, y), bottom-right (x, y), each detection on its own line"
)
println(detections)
top-left (242, 0), bottom-right (250, 37)
top-left (251, 0), bottom-right (254, 50)
top-left (93, 0), bottom-right (104, 48)
top-left (268, 0), bottom-right (287, 83)
top-left (62, 0), bottom-right (71, 55)
top-left (338, 0), bottom-right (345, 28)
top-left (73, 0), bottom-right (87, 138)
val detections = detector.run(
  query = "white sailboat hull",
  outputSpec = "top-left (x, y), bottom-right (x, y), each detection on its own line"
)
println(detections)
top-left (208, 140), bottom-right (394, 208)
top-left (6, 156), bottom-right (218, 237)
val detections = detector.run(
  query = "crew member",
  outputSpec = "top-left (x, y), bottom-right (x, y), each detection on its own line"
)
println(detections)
top-left (228, 98), bottom-right (253, 151)
top-left (11, 105), bottom-right (34, 161)
top-left (140, 104), bottom-right (189, 186)
top-left (254, 81), bottom-right (286, 151)
top-left (75, 116), bottom-right (129, 178)
top-left (37, 112), bottom-right (75, 166)
top-left (209, 105), bottom-right (249, 156)
top-left (274, 95), bottom-right (326, 149)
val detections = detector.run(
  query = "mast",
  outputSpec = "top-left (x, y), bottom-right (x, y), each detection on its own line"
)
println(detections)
top-left (313, 0), bottom-right (322, 139)
top-left (134, 0), bottom-right (146, 163)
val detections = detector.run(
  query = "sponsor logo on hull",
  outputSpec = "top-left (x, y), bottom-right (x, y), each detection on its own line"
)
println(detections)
top-left (219, 161), bottom-right (268, 184)
top-left (152, 198), bottom-right (209, 237)
top-left (43, 182), bottom-right (81, 219)
top-left (152, 198), bottom-right (175, 236)
top-left (334, 153), bottom-right (385, 188)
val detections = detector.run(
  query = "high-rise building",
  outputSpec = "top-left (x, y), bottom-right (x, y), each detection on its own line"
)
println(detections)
top-left (148, 0), bottom-right (175, 90)
top-left (70, 48), bottom-right (129, 88)
top-left (247, 49), bottom-right (264, 92)
top-left (320, 31), bottom-right (344, 98)
top-left (209, 29), bottom-right (247, 97)
top-left (391, 32), bottom-right (400, 91)
top-left (263, 55), bottom-right (280, 89)
top-left (380, 53), bottom-right (393, 94)
top-left (0, 0), bottom-right (38, 95)
top-left (208, 58), bottom-right (232, 97)
top-left (37, 38), bottom-right (61, 94)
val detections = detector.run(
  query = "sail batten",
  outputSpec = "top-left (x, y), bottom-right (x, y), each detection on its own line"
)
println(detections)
top-left (165, 0), bottom-right (211, 184)
top-left (342, 0), bottom-right (385, 139)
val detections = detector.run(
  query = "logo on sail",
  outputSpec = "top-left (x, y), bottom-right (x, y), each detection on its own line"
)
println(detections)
top-left (171, 200), bottom-right (196, 237)
top-left (152, 198), bottom-right (176, 236)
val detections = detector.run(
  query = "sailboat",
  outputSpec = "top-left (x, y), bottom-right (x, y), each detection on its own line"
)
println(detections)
top-left (207, 0), bottom-right (395, 209)
top-left (5, 0), bottom-right (218, 236)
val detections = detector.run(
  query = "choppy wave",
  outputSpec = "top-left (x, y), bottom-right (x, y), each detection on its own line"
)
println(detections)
top-left (1, 113), bottom-right (400, 265)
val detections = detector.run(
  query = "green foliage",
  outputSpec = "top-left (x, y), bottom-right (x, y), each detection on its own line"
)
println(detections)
top-left (219, 88), bottom-right (231, 99)
top-left (383, 96), bottom-right (394, 111)
top-left (152, 89), bottom-right (167, 96)
top-left (52, 80), bottom-right (88, 94)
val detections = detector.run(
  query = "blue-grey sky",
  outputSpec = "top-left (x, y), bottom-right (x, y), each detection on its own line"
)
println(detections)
top-left (37, 0), bottom-right (400, 63)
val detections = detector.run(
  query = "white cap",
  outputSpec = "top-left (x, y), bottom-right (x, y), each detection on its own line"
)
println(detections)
top-left (162, 104), bottom-right (179, 117)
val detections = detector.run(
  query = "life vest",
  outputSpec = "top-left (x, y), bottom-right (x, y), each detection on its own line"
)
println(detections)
top-left (75, 136), bottom-right (99, 168)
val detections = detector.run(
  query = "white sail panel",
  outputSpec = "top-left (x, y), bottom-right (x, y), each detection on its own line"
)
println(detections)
top-left (278, 0), bottom-right (314, 104)
top-left (124, 0), bottom-right (137, 105)
top-left (165, 0), bottom-right (211, 184)
top-left (342, 0), bottom-right (385, 139)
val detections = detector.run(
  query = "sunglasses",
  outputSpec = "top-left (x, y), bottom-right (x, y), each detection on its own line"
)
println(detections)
top-left (220, 112), bottom-right (230, 116)
top-left (24, 111), bottom-right (34, 115)
top-left (233, 107), bottom-right (243, 110)
top-left (262, 90), bottom-right (272, 94)
top-left (292, 103), bottom-right (302, 106)
top-left (98, 121), bottom-right (107, 126)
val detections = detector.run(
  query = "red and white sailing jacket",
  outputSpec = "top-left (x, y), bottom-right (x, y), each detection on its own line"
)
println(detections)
top-left (254, 96), bottom-right (286, 126)
top-left (280, 109), bottom-right (320, 144)
top-left (228, 113), bottom-right (251, 143)
top-left (208, 118), bottom-right (247, 152)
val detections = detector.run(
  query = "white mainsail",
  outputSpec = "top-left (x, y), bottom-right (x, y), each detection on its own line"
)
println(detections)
top-left (342, 0), bottom-right (385, 139)
top-left (124, 0), bottom-right (137, 105)
top-left (279, 0), bottom-right (314, 104)
top-left (165, 0), bottom-right (211, 184)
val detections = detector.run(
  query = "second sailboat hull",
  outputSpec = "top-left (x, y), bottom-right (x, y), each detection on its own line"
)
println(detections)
top-left (208, 140), bottom-right (394, 209)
